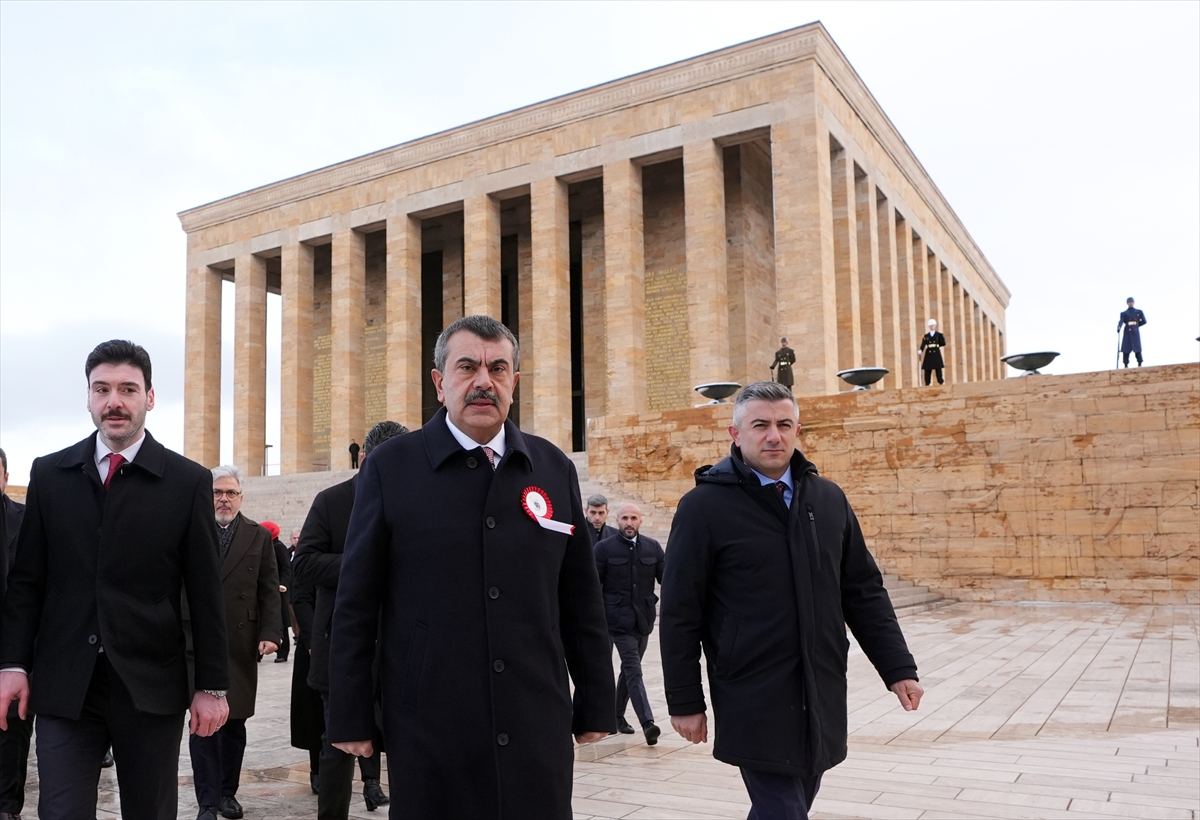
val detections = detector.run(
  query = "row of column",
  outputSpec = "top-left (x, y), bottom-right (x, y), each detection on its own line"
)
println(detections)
top-left (828, 145), bottom-right (1003, 390)
top-left (185, 113), bottom-right (1004, 475)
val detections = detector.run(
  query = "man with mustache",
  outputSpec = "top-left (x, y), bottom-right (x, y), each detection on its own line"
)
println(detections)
top-left (327, 315), bottom-right (614, 819)
top-left (0, 339), bottom-right (229, 820)
top-left (594, 504), bottom-right (664, 743)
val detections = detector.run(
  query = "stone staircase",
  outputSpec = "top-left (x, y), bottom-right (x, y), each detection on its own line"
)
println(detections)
top-left (240, 455), bottom-right (951, 617)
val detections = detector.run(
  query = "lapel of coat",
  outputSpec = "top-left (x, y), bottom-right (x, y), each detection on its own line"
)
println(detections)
top-left (222, 513), bottom-right (257, 580)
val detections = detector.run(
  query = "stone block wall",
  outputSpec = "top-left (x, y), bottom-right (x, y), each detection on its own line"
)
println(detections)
top-left (587, 363), bottom-right (1199, 604)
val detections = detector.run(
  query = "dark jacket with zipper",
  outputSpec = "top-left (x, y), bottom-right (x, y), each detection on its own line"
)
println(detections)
top-left (595, 532), bottom-right (664, 636)
top-left (660, 444), bottom-right (917, 777)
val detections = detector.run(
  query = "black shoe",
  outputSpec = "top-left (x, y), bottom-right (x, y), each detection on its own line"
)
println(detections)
top-left (197, 808), bottom-right (218, 820)
top-left (363, 778), bottom-right (390, 811)
top-left (616, 716), bottom-right (635, 735)
top-left (101, 749), bottom-right (114, 768)
top-left (217, 795), bottom-right (244, 819)
top-left (274, 656), bottom-right (288, 663)
top-left (643, 721), bottom-right (661, 746)
top-left (310, 773), bottom-right (320, 795)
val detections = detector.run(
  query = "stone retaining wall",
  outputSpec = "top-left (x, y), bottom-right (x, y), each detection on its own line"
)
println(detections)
top-left (587, 364), bottom-right (1200, 604)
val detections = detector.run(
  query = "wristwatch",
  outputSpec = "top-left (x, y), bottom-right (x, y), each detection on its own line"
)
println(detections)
top-left (201, 689), bottom-right (228, 699)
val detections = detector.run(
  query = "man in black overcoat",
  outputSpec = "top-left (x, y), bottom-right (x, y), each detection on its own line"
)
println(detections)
top-left (0, 447), bottom-right (30, 820)
top-left (1118, 297), bottom-right (1147, 367)
top-left (295, 421), bottom-right (408, 818)
top-left (594, 504), bottom-right (664, 742)
top-left (327, 315), bottom-right (615, 819)
top-left (660, 381), bottom-right (923, 820)
top-left (0, 340), bottom-right (230, 820)
top-left (919, 318), bottom-right (947, 386)
top-left (770, 337), bottom-right (796, 389)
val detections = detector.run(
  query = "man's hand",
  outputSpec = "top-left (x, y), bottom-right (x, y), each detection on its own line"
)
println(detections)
top-left (0, 671), bottom-right (29, 731)
top-left (671, 713), bottom-right (708, 744)
top-left (890, 679), bottom-right (924, 711)
top-left (333, 740), bottom-right (373, 757)
top-left (189, 691), bottom-right (229, 737)
top-left (574, 731), bottom-right (606, 745)
top-left (258, 641), bottom-right (279, 656)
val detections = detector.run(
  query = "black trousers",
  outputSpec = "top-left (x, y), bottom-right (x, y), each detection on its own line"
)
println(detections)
top-left (278, 593), bottom-right (291, 660)
top-left (317, 692), bottom-right (381, 819)
top-left (35, 653), bottom-right (184, 820)
top-left (740, 768), bottom-right (822, 820)
top-left (923, 366), bottom-right (944, 385)
top-left (189, 717), bottom-right (248, 806)
top-left (0, 702), bottom-right (33, 814)
top-left (613, 632), bottom-right (653, 725)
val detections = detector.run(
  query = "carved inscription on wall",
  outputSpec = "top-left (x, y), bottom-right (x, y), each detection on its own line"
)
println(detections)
top-left (365, 324), bottom-right (387, 431)
top-left (312, 332), bottom-right (331, 469)
top-left (645, 265), bottom-right (688, 411)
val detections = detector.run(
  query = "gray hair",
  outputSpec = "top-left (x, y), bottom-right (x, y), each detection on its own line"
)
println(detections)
top-left (433, 315), bottom-right (520, 373)
top-left (732, 381), bottom-right (798, 428)
top-left (586, 494), bottom-right (608, 509)
top-left (363, 420), bottom-right (409, 457)
top-left (211, 464), bottom-right (245, 490)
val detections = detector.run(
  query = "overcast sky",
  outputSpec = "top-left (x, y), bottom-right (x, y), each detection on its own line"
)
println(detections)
top-left (2, 0), bottom-right (1197, 486)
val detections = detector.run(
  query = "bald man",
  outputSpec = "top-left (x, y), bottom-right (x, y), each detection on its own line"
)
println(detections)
top-left (594, 504), bottom-right (664, 744)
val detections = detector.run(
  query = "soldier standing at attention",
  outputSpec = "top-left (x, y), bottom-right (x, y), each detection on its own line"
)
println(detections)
top-left (919, 319), bottom-right (947, 386)
top-left (1118, 297), bottom-right (1147, 367)
top-left (769, 337), bottom-right (796, 391)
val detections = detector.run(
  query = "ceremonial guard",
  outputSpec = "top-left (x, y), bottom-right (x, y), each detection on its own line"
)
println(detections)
top-left (769, 338), bottom-right (796, 390)
top-left (918, 319), bottom-right (947, 386)
top-left (1118, 297), bottom-right (1147, 367)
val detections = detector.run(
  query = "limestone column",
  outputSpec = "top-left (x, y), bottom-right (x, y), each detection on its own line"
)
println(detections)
top-left (233, 254), bottom-right (267, 475)
top-left (930, 256), bottom-right (943, 377)
top-left (771, 91), bottom-right (838, 396)
top-left (463, 195), bottom-right (501, 318)
top-left (386, 214), bottom-right (423, 426)
top-left (603, 159), bottom-right (647, 416)
top-left (876, 198), bottom-right (901, 389)
top-left (963, 291), bottom-right (976, 381)
top-left (683, 139), bottom-right (731, 387)
top-left (973, 302), bottom-right (984, 381)
top-left (940, 267), bottom-right (955, 384)
top-left (856, 172), bottom-right (881, 369)
top-left (184, 255), bottom-right (222, 468)
top-left (831, 149), bottom-right (861, 373)
top-left (982, 315), bottom-right (994, 380)
top-left (530, 176), bottom-right (572, 450)
top-left (443, 216), bottom-right (464, 325)
top-left (281, 241), bottom-right (314, 474)
top-left (950, 278), bottom-right (964, 381)
top-left (895, 217), bottom-right (917, 387)
top-left (331, 228), bottom-right (366, 469)
top-left (911, 235), bottom-right (928, 330)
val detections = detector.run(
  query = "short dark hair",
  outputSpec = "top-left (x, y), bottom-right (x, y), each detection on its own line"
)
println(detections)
top-left (363, 420), bottom-right (409, 457)
top-left (85, 340), bottom-right (152, 390)
top-left (433, 315), bottom-right (520, 373)
top-left (586, 494), bottom-right (608, 509)
top-left (0, 447), bottom-right (7, 475)
top-left (732, 381), bottom-right (798, 428)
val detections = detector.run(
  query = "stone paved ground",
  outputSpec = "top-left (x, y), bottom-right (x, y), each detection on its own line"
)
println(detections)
top-left (20, 603), bottom-right (1200, 818)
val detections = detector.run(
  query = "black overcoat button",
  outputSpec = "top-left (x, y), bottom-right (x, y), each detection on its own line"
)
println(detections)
top-left (88, 634), bottom-right (98, 645)
top-left (488, 587), bottom-right (500, 599)
top-left (486, 517), bottom-right (496, 529)
top-left (467, 457), bottom-right (478, 468)
top-left (497, 733), bottom-right (509, 746)
top-left (493, 660), bottom-right (505, 672)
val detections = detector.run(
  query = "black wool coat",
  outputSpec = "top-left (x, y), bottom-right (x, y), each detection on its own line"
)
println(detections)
top-left (0, 431), bottom-right (229, 719)
top-left (660, 445), bottom-right (917, 778)
top-left (327, 408), bottom-right (615, 819)
top-left (292, 475), bottom-right (356, 693)
top-left (595, 533), bottom-right (664, 636)
top-left (587, 523), bottom-right (618, 547)
top-left (288, 578), bottom-right (324, 752)
top-left (217, 514), bottom-right (281, 720)
top-left (919, 331), bottom-right (947, 369)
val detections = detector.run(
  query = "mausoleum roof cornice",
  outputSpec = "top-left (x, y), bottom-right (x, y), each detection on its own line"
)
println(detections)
top-left (178, 22), bottom-right (1009, 306)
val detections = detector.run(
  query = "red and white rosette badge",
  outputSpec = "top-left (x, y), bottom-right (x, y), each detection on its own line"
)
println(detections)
top-left (521, 486), bottom-right (575, 535)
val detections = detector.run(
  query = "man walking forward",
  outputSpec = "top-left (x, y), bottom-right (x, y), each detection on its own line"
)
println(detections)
top-left (595, 504), bottom-right (664, 743)
top-left (660, 381), bottom-right (922, 820)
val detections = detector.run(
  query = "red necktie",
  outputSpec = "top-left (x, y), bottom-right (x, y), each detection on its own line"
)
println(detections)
top-left (483, 446), bottom-right (497, 471)
top-left (104, 453), bottom-right (126, 490)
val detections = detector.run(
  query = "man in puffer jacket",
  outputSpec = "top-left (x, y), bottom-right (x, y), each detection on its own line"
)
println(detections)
top-left (660, 381), bottom-right (923, 820)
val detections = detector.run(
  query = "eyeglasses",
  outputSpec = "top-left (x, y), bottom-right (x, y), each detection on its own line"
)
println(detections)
top-left (213, 490), bottom-right (242, 499)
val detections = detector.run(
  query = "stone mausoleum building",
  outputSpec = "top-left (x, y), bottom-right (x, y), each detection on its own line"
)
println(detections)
top-left (180, 22), bottom-right (1010, 476)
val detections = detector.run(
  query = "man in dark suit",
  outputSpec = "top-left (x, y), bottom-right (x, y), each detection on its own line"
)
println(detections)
top-left (327, 315), bottom-right (615, 819)
top-left (189, 465), bottom-right (281, 820)
top-left (0, 447), bottom-right (30, 820)
top-left (594, 503), bottom-right (664, 743)
top-left (294, 421), bottom-right (407, 818)
top-left (585, 494), bottom-right (618, 546)
top-left (0, 339), bottom-right (229, 820)
top-left (661, 381), bottom-right (922, 820)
